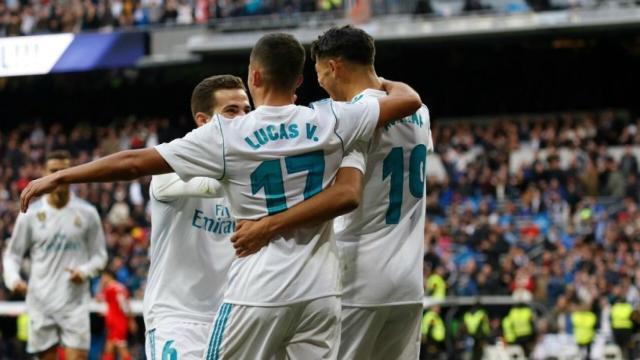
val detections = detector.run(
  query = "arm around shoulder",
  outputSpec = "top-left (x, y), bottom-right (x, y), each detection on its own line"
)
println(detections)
top-left (377, 79), bottom-right (422, 127)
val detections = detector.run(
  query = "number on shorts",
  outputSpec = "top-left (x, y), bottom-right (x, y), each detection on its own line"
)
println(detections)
top-left (162, 340), bottom-right (178, 360)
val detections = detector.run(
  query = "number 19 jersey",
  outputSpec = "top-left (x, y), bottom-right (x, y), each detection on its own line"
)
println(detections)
top-left (335, 89), bottom-right (434, 306)
top-left (155, 99), bottom-right (380, 306)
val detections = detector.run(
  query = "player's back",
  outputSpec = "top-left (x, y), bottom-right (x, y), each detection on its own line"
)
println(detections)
top-left (336, 89), bottom-right (433, 306)
top-left (156, 98), bottom-right (380, 305)
top-left (220, 104), bottom-right (345, 305)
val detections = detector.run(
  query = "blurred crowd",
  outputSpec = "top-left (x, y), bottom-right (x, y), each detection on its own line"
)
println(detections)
top-left (423, 110), bottom-right (640, 342)
top-left (1, 0), bottom-right (624, 37)
top-left (0, 0), bottom-right (344, 36)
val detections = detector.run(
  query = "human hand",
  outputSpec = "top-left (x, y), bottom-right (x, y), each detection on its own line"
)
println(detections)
top-left (231, 218), bottom-right (275, 257)
top-left (20, 174), bottom-right (61, 212)
top-left (13, 280), bottom-right (27, 296)
top-left (66, 268), bottom-right (86, 284)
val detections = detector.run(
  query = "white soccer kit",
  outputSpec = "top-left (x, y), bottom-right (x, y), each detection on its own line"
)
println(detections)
top-left (3, 194), bottom-right (107, 353)
top-left (154, 98), bottom-right (381, 359)
top-left (336, 89), bottom-right (433, 360)
top-left (144, 174), bottom-right (236, 360)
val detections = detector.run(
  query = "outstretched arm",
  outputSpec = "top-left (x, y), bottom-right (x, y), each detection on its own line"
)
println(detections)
top-left (232, 166), bottom-right (364, 257)
top-left (20, 148), bottom-right (172, 212)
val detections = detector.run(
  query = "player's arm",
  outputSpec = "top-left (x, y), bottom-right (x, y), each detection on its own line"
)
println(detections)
top-left (22, 121), bottom-right (225, 212)
top-left (70, 209), bottom-right (108, 283)
top-left (377, 79), bottom-right (422, 127)
top-left (2, 213), bottom-right (31, 294)
top-left (231, 148), bottom-right (365, 257)
top-left (151, 173), bottom-right (224, 202)
top-left (331, 79), bottom-right (421, 151)
top-left (20, 148), bottom-right (171, 212)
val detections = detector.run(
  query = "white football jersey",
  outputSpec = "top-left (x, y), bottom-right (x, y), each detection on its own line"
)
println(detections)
top-left (335, 89), bottom-right (434, 306)
top-left (155, 99), bottom-right (380, 305)
top-left (3, 195), bottom-right (107, 313)
top-left (143, 174), bottom-right (235, 329)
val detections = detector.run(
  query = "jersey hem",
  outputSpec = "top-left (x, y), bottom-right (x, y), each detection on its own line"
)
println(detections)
top-left (223, 292), bottom-right (341, 307)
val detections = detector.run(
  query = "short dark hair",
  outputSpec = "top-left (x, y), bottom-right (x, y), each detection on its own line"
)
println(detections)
top-left (310, 25), bottom-right (375, 65)
top-left (191, 75), bottom-right (246, 118)
top-left (46, 150), bottom-right (71, 162)
top-left (250, 33), bottom-right (305, 92)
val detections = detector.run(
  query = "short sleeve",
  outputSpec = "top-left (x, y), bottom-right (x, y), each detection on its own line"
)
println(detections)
top-left (155, 120), bottom-right (225, 181)
top-left (331, 97), bottom-right (380, 151)
top-left (339, 141), bottom-right (367, 175)
top-left (422, 105), bottom-right (435, 152)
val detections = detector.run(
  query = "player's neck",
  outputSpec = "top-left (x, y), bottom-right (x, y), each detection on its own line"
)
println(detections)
top-left (47, 191), bottom-right (70, 209)
top-left (343, 68), bottom-right (382, 101)
top-left (253, 88), bottom-right (295, 108)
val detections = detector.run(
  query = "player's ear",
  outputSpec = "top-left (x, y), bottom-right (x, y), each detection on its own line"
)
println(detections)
top-left (194, 112), bottom-right (210, 127)
top-left (251, 68), bottom-right (262, 88)
top-left (328, 59), bottom-right (339, 75)
top-left (295, 75), bottom-right (303, 89)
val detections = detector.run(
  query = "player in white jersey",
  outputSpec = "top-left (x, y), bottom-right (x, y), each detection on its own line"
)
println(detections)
top-left (19, 33), bottom-right (422, 359)
top-left (312, 26), bottom-right (433, 360)
top-left (144, 75), bottom-right (251, 360)
top-left (4, 150), bottom-right (107, 360)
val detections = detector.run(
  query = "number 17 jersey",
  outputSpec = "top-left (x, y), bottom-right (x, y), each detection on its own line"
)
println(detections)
top-left (335, 89), bottom-right (434, 306)
top-left (155, 99), bottom-right (380, 306)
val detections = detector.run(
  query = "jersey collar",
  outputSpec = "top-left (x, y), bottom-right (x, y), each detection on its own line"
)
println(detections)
top-left (350, 88), bottom-right (386, 103)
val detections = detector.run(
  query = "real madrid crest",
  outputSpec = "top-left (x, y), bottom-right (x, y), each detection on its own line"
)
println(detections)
top-left (36, 212), bottom-right (46, 223)
top-left (74, 216), bottom-right (82, 228)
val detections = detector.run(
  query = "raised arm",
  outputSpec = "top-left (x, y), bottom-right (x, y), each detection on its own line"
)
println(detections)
top-left (232, 166), bottom-right (364, 257)
top-left (377, 79), bottom-right (422, 127)
top-left (21, 148), bottom-right (172, 212)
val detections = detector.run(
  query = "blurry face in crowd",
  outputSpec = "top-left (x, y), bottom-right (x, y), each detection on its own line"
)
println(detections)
top-left (45, 158), bottom-right (70, 200)
top-left (213, 89), bottom-right (251, 119)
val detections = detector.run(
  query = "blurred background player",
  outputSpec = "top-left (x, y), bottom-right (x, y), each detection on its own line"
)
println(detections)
top-left (3, 150), bottom-right (107, 360)
top-left (310, 25), bottom-right (433, 360)
top-left (18, 32), bottom-right (422, 359)
top-left (100, 269), bottom-right (134, 360)
top-left (144, 75), bottom-right (249, 360)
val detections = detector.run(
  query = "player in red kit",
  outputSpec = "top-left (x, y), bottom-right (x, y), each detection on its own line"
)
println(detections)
top-left (100, 269), bottom-right (135, 360)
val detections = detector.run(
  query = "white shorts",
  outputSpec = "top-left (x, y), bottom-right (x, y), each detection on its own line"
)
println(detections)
top-left (339, 303), bottom-right (422, 360)
top-left (27, 305), bottom-right (90, 354)
top-left (204, 296), bottom-right (340, 360)
top-left (145, 322), bottom-right (211, 360)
